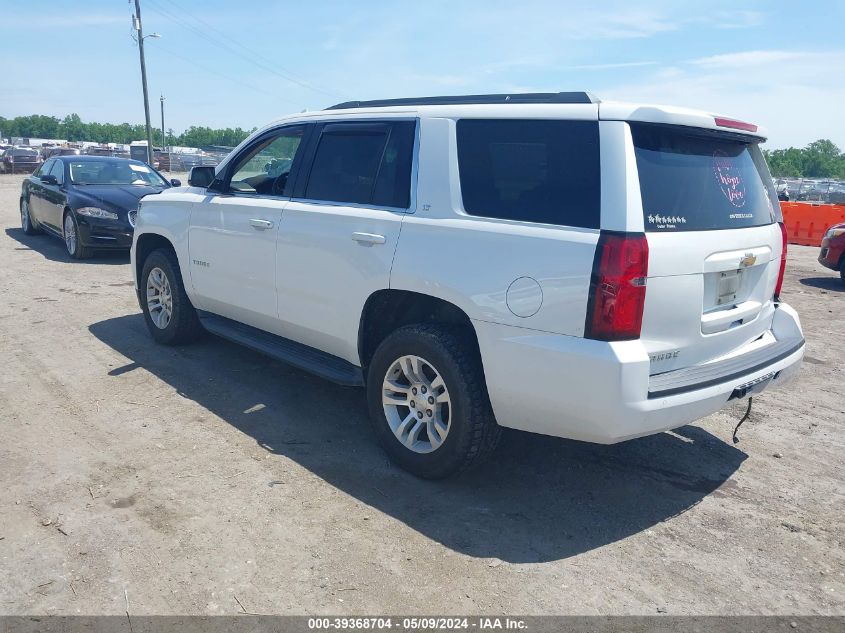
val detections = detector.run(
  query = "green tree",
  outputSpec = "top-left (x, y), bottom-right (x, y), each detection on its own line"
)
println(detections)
top-left (764, 139), bottom-right (845, 179)
top-left (1, 112), bottom-right (257, 148)
top-left (800, 139), bottom-right (841, 178)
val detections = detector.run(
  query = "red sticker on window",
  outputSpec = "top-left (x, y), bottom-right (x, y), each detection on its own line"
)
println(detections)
top-left (713, 150), bottom-right (746, 208)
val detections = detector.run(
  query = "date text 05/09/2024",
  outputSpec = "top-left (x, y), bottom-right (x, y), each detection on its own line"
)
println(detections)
top-left (307, 617), bottom-right (528, 630)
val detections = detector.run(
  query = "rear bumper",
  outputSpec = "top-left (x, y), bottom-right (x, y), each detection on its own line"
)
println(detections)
top-left (4, 163), bottom-right (40, 173)
top-left (474, 303), bottom-right (804, 444)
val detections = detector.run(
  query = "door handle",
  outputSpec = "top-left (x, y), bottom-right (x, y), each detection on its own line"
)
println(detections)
top-left (249, 218), bottom-right (274, 230)
top-left (351, 232), bottom-right (386, 245)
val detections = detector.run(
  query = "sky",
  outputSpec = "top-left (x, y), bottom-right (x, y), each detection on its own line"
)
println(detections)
top-left (1, 0), bottom-right (843, 149)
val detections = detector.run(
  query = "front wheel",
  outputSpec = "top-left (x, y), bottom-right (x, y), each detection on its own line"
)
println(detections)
top-left (366, 324), bottom-right (501, 479)
top-left (63, 211), bottom-right (92, 259)
top-left (140, 248), bottom-right (202, 345)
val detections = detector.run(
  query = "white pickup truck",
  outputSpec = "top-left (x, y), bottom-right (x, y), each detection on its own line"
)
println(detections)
top-left (131, 92), bottom-right (804, 478)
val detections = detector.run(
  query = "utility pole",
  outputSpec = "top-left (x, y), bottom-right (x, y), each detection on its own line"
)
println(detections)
top-left (160, 95), bottom-right (166, 148)
top-left (133, 0), bottom-right (154, 165)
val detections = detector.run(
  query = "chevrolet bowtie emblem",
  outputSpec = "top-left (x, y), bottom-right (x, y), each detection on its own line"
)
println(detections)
top-left (740, 253), bottom-right (757, 267)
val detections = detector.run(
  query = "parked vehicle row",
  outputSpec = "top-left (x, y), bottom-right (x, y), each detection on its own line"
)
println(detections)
top-left (775, 177), bottom-right (845, 205)
top-left (1, 142), bottom-right (223, 175)
top-left (154, 150), bottom-right (218, 172)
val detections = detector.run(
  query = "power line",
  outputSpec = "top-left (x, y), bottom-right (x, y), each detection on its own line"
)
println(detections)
top-left (147, 40), bottom-right (281, 100)
top-left (166, 0), bottom-right (342, 99)
top-left (144, 0), bottom-right (344, 100)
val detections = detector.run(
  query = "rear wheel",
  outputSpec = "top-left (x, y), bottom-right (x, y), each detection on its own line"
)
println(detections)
top-left (366, 324), bottom-right (501, 479)
top-left (140, 248), bottom-right (202, 345)
top-left (20, 198), bottom-right (41, 235)
top-left (839, 257), bottom-right (845, 283)
top-left (63, 211), bottom-right (92, 259)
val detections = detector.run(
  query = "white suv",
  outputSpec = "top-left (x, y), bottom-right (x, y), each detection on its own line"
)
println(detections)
top-left (131, 92), bottom-right (804, 478)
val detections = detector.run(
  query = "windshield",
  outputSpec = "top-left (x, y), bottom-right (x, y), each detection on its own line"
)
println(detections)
top-left (631, 123), bottom-right (778, 232)
top-left (11, 149), bottom-right (38, 157)
top-left (68, 160), bottom-right (168, 186)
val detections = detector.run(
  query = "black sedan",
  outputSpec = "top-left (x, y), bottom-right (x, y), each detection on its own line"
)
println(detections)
top-left (19, 156), bottom-right (180, 259)
top-left (3, 147), bottom-right (42, 174)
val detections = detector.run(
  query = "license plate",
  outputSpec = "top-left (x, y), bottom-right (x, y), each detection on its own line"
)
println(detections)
top-left (717, 269), bottom-right (742, 305)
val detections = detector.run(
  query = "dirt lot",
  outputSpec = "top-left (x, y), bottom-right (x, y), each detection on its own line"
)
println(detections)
top-left (0, 172), bottom-right (842, 616)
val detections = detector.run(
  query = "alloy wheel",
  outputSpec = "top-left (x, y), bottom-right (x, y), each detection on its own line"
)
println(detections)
top-left (146, 267), bottom-right (173, 330)
top-left (21, 200), bottom-right (29, 232)
top-left (63, 213), bottom-right (76, 254)
top-left (382, 354), bottom-right (451, 454)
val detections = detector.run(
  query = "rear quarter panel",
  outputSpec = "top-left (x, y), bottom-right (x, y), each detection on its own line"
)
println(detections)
top-left (391, 116), bottom-right (598, 336)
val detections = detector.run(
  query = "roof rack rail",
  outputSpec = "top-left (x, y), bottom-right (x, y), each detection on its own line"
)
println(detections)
top-left (326, 92), bottom-right (599, 110)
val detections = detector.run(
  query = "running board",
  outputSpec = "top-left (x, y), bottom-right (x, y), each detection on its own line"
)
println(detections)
top-left (196, 311), bottom-right (365, 387)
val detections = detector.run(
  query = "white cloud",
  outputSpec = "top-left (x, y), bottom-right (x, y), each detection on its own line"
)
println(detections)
top-left (702, 9), bottom-right (765, 30)
top-left (565, 61), bottom-right (658, 70)
top-left (579, 11), bottom-right (678, 39)
top-left (690, 50), bottom-right (814, 68)
top-left (1, 14), bottom-right (126, 29)
top-left (603, 49), bottom-right (845, 148)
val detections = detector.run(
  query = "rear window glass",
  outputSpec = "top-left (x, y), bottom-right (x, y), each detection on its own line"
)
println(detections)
top-left (456, 119), bottom-right (600, 228)
top-left (631, 123), bottom-right (777, 231)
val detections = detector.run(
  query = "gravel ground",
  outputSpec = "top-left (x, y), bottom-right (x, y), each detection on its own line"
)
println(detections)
top-left (0, 172), bottom-right (842, 616)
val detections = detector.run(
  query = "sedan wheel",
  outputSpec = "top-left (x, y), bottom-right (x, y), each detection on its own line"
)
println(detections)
top-left (63, 212), bottom-right (92, 259)
top-left (20, 199), bottom-right (39, 235)
top-left (146, 267), bottom-right (174, 330)
top-left (63, 213), bottom-right (77, 254)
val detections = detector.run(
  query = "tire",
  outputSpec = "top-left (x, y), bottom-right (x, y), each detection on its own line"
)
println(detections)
top-left (63, 211), bottom-right (93, 259)
top-left (20, 198), bottom-right (41, 235)
top-left (839, 257), bottom-right (845, 283)
top-left (366, 323), bottom-right (501, 479)
top-left (140, 248), bottom-right (202, 345)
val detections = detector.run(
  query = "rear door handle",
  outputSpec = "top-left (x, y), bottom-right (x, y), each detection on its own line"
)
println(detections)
top-left (249, 218), bottom-right (274, 230)
top-left (351, 232), bottom-right (386, 245)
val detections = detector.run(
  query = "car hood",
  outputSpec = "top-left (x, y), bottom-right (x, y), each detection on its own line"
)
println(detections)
top-left (70, 184), bottom-right (166, 212)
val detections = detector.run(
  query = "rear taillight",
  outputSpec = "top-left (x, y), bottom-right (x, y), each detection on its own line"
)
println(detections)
top-left (774, 221), bottom-right (787, 300)
top-left (585, 232), bottom-right (649, 341)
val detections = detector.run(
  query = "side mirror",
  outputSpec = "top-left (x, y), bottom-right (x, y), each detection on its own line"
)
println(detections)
top-left (41, 174), bottom-right (58, 185)
top-left (170, 178), bottom-right (182, 187)
top-left (188, 165), bottom-right (215, 188)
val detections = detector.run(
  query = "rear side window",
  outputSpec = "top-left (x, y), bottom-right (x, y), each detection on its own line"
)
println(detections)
top-left (456, 119), bottom-right (600, 228)
top-left (631, 123), bottom-right (777, 231)
top-left (49, 160), bottom-right (65, 184)
top-left (304, 121), bottom-right (415, 208)
top-left (35, 159), bottom-right (53, 177)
